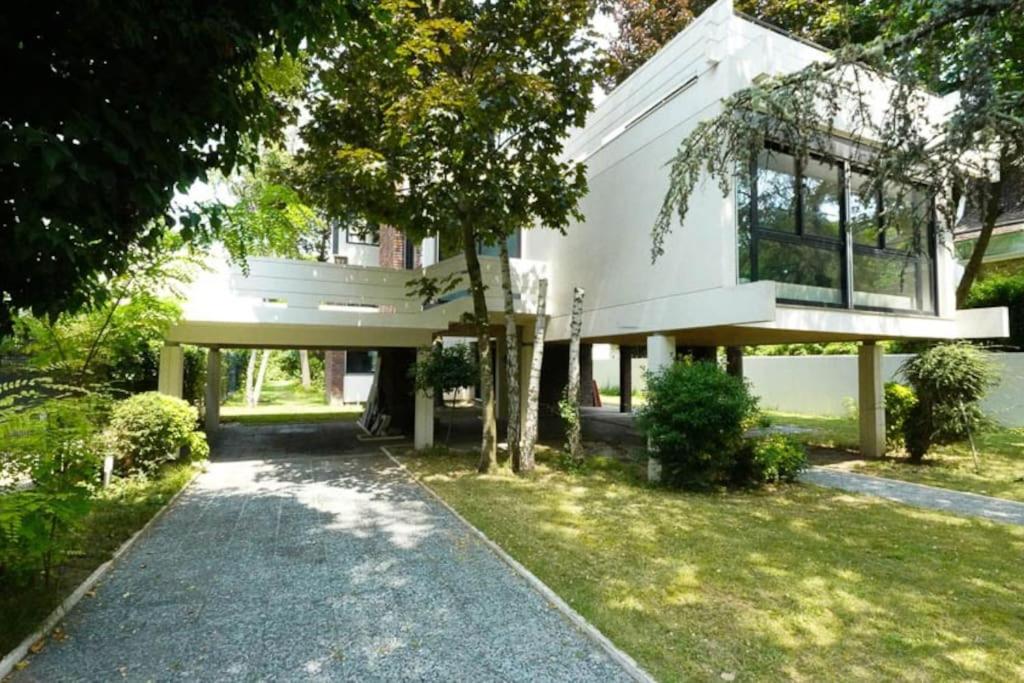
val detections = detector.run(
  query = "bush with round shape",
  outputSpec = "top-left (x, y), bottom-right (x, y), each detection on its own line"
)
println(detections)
top-left (636, 361), bottom-right (760, 488)
top-left (899, 343), bottom-right (996, 463)
top-left (883, 382), bottom-right (917, 451)
top-left (735, 434), bottom-right (808, 485)
top-left (108, 392), bottom-right (206, 473)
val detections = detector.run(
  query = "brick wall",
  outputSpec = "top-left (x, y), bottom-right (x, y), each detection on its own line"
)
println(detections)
top-left (378, 225), bottom-right (421, 270)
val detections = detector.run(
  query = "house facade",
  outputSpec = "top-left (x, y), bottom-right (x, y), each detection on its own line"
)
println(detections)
top-left (161, 0), bottom-right (1008, 462)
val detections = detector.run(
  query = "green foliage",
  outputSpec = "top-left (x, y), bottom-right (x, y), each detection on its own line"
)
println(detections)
top-left (900, 343), bottom-right (996, 462)
top-left (410, 344), bottom-right (478, 397)
top-left (216, 147), bottom-right (334, 266)
top-left (107, 393), bottom-right (206, 474)
top-left (735, 434), bottom-right (808, 485)
top-left (636, 361), bottom-right (760, 488)
top-left (299, 0), bottom-right (597, 256)
top-left (599, 0), bottom-right (879, 92)
top-left (0, 396), bottom-right (109, 584)
top-left (884, 382), bottom-right (917, 450)
top-left (966, 272), bottom-right (1024, 350)
top-left (557, 389), bottom-right (583, 458)
top-left (653, 0), bottom-right (1024, 280)
top-left (1, 2), bottom-right (353, 329)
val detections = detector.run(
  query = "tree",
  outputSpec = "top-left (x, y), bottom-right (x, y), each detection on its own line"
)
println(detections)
top-left (564, 287), bottom-right (587, 464)
top-left (298, 0), bottom-right (597, 472)
top-left (654, 0), bottom-right (1024, 307)
top-left (599, 0), bottom-right (880, 92)
top-left (519, 279), bottom-right (549, 472)
top-left (1, 2), bottom-right (354, 331)
top-left (498, 242), bottom-right (521, 467)
top-left (410, 343), bottom-right (478, 444)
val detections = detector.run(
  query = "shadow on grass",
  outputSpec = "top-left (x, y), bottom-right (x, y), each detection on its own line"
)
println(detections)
top-left (400, 448), bottom-right (1024, 682)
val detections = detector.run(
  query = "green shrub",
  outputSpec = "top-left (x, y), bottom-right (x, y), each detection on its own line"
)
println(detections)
top-left (883, 382), bottom-right (917, 451)
top-left (900, 343), bottom-right (996, 463)
top-left (636, 361), bottom-right (760, 488)
top-left (0, 396), bottom-right (106, 584)
top-left (735, 434), bottom-right (808, 485)
top-left (965, 272), bottom-right (1024, 350)
top-left (107, 392), bottom-right (207, 473)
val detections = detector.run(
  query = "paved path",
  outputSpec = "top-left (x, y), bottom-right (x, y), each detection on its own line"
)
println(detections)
top-left (802, 467), bottom-right (1024, 526)
top-left (14, 448), bottom-right (632, 682)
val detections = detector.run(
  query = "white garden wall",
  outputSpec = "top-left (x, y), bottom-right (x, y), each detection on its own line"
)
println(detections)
top-left (594, 352), bottom-right (1024, 427)
top-left (745, 353), bottom-right (1024, 428)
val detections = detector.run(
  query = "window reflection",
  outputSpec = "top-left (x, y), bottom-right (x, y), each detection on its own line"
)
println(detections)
top-left (737, 144), bottom-right (935, 314)
top-left (756, 149), bottom-right (798, 234)
top-left (801, 156), bottom-right (841, 239)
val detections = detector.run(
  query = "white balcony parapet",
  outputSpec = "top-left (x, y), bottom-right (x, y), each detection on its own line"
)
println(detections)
top-left (167, 254), bottom-right (549, 348)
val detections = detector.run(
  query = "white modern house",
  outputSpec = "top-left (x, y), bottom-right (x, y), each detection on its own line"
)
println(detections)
top-left (161, 0), bottom-right (1008, 462)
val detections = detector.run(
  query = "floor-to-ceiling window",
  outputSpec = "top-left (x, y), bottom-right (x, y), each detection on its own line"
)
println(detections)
top-left (738, 142), bottom-right (936, 314)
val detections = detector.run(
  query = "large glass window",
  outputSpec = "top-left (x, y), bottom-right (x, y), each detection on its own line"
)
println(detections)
top-left (737, 143), bottom-right (936, 314)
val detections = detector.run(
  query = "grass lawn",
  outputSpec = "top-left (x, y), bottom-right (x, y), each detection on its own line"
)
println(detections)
top-left (0, 462), bottom-right (200, 654)
top-left (398, 448), bottom-right (1024, 682)
top-left (221, 378), bottom-right (362, 425)
top-left (769, 411), bottom-right (1024, 502)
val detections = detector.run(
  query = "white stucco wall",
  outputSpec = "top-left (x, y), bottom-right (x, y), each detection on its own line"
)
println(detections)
top-left (744, 353), bottom-right (1024, 428)
top-left (525, 0), bottom-right (986, 345)
top-left (343, 373), bottom-right (374, 403)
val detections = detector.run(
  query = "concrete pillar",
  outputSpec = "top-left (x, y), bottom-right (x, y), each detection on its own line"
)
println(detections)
top-left (726, 346), bottom-right (744, 378)
top-left (646, 334), bottom-right (676, 482)
top-left (414, 348), bottom-right (435, 450)
top-left (580, 343), bottom-right (594, 407)
top-left (205, 348), bottom-right (221, 433)
top-left (619, 345), bottom-right (633, 414)
top-left (157, 343), bottom-right (184, 398)
top-left (858, 342), bottom-right (886, 458)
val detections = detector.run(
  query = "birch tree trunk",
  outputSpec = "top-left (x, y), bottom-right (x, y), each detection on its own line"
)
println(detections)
top-left (245, 350), bottom-right (257, 408)
top-left (519, 278), bottom-right (548, 472)
top-left (463, 222), bottom-right (498, 472)
top-left (299, 350), bottom-right (312, 389)
top-left (252, 349), bottom-right (271, 406)
top-left (499, 241), bottom-right (520, 468)
top-left (566, 286), bottom-right (585, 464)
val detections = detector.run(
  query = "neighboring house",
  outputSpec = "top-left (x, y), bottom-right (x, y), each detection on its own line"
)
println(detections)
top-left (954, 169), bottom-right (1024, 277)
top-left (162, 0), bottom-right (1008, 459)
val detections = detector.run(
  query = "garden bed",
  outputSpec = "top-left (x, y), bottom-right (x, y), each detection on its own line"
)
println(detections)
top-left (0, 463), bottom-right (200, 654)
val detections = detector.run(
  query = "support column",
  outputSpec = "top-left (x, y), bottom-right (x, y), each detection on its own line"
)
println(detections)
top-left (157, 343), bottom-right (184, 398)
top-left (619, 345), bottom-right (633, 414)
top-left (580, 343), bottom-right (594, 406)
top-left (725, 346), bottom-right (744, 378)
top-left (205, 347), bottom-right (221, 433)
top-left (646, 334), bottom-right (676, 482)
top-left (414, 347), bottom-right (435, 450)
top-left (858, 341), bottom-right (885, 458)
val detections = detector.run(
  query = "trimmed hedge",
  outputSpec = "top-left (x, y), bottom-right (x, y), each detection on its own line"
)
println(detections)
top-left (108, 392), bottom-right (207, 473)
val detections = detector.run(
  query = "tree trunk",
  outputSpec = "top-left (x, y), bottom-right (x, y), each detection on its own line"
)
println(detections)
top-left (299, 350), bottom-right (312, 389)
top-left (463, 222), bottom-right (498, 472)
top-left (252, 349), bottom-right (271, 406)
top-left (519, 278), bottom-right (548, 472)
top-left (499, 241), bottom-right (521, 468)
top-left (245, 350), bottom-right (257, 408)
top-left (566, 286), bottom-right (585, 464)
top-left (956, 176), bottom-right (1004, 307)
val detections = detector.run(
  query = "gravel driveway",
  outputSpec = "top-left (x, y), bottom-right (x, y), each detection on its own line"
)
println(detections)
top-left (13, 443), bottom-right (633, 682)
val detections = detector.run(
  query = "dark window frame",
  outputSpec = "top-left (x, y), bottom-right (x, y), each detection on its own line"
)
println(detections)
top-left (345, 224), bottom-right (380, 246)
top-left (742, 142), bottom-right (938, 315)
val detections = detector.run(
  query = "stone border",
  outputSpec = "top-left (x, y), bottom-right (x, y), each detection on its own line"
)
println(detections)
top-left (0, 465), bottom-right (205, 680)
top-left (380, 447), bottom-right (657, 683)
